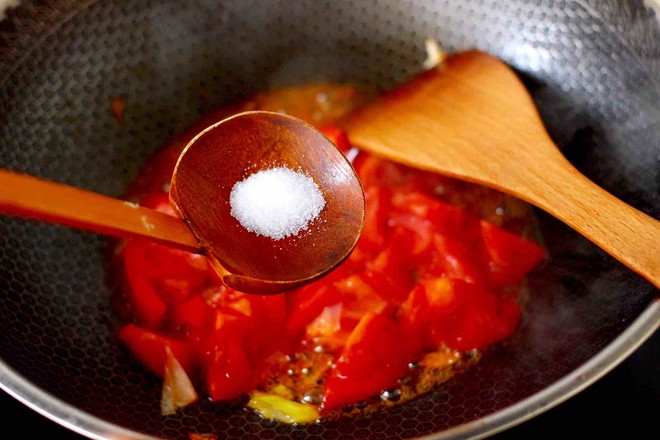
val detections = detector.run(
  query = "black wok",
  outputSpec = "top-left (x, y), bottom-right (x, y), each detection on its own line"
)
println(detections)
top-left (0, 0), bottom-right (658, 439)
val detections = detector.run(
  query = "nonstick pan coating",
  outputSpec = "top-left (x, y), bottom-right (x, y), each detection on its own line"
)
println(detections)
top-left (0, 1), bottom-right (658, 439)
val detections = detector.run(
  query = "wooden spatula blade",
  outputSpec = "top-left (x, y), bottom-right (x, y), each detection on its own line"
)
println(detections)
top-left (341, 50), bottom-right (660, 288)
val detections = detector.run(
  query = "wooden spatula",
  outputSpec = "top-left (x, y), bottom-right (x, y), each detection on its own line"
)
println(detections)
top-left (342, 50), bottom-right (659, 288)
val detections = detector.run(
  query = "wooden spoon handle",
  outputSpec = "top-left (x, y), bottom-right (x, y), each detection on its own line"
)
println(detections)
top-left (0, 170), bottom-right (201, 252)
top-left (524, 155), bottom-right (660, 289)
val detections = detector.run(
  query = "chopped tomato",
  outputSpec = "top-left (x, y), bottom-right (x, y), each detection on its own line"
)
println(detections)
top-left (251, 294), bottom-right (287, 330)
top-left (388, 215), bottom-right (435, 258)
top-left (286, 284), bottom-right (342, 337)
top-left (225, 295), bottom-right (252, 317)
top-left (391, 190), bottom-right (469, 236)
top-left (400, 277), bottom-right (459, 350)
top-left (118, 324), bottom-right (195, 377)
top-left (359, 186), bottom-right (392, 252)
top-left (116, 121), bottom-right (543, 416)
top-left (401, 278), bottom-right (522, 351)
top-left (334, 275), bottom-right (389, 330)
top-left (480, 221), bottom-right (545, 288)
top-left (171, 295), bottom-right (215, 340)
top-left (355, 154), bottom-right (409, 189)
top-left (141, 244), bottom-right (211, 305)
top-left (202, 318), bottom-right (255, 401)
top-left (430, 234), bottom-right (487, 284)
top-left (306, 304), bottom-right (349, 348)
top-left (121, 240), bottom-right (167, 329)
top-left (249, 294), bottom-right (288, 356)
top-left (121, 238), bottom-right (211, 309)
top-left (323, 312), bottom-right (419, 409)
top-left (442, 280), bottom-right (522, 351)
top-left (364, 245), bottom-right (415, 303)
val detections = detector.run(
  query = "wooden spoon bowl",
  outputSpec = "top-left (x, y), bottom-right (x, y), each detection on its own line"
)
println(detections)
top-left (171, 111), bottom-right (365, 293)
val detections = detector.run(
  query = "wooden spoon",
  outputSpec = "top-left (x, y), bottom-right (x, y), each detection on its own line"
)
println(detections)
top-left (0, 112), bottom-right (365, 293)
top-left (170, 111), bottom-right (364, 293)
top-left (341, 50), bottom-right (660, 289)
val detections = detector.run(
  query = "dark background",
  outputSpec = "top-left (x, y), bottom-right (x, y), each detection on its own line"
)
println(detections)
top-left (2, 329), bottom-right (657, 439)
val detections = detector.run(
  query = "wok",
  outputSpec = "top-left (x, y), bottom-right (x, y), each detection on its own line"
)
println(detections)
top-left (0, 0), bottom-right (658, 438)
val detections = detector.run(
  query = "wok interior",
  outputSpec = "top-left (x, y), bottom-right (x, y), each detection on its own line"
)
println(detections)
top-left (0, 0), bottom-right (657, 438)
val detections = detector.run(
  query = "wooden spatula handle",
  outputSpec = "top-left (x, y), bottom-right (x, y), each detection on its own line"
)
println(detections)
top-left (0, 170), bottom-right (200, 252)
top-left (523, 155), bottom-right (660, 289)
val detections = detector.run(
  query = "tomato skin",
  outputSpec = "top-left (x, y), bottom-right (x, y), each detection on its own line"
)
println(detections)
top-left (305, 303), bottom-right (349, 348)
top-left (388, 191), bottom-right (480, 272)
top-left (121, 241), bottom-right (168, 329)
top-left (118, 324), bottom-right (195, 377)
top-left (129, 193), bottom-right (214, 305)
top-left (121, 234), bottom-right (211, 313)
top-left (442, 280), bottom-right (522, 351)
top-left (286, 284), bottom-right (342, 337)
top-left (387, 215), bottom-right (435, 260)
top-left (391, 191), bottom-right (468, 237)
top-left (359, 186), bottom-right (392, 252)
top-left (480, 221), bottom-right (545, 289)
top-left (142, 244), bottom-right (211, 305)
top-left (334, 274), bottom-right (389, 331)
top-left (171, 294), bottom-right (215, 340)
top-left (355, 155), bottom-right (409, 189)
top-left (364, 245), bottom-right (415, 304)
top-left (201, 317), bottom-right (255, 401)
top-left (205, 339), bottom-right (254, 401)
top-left (323, 312), bottom-right (419, 409)
top-left (401, 278), bottom-right (522, 352)
top-left (432, 234), bottom-right (487, 284)
top-left (400, 277), bottom-right (459, 350)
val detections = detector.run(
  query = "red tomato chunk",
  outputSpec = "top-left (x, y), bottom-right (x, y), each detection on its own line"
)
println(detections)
top-left (115, 125), bottom-right (544, 417)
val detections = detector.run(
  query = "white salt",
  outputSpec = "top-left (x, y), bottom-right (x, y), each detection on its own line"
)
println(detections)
top-left (229, 167), bottom-right (326, 240)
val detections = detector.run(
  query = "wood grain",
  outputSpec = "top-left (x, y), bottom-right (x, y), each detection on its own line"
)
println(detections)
top-left (171, 111), bottom-right (365, 293)
top-left (0, 169), bottom-right (200, 252)
top-left (342, 51), bottom-right (660, 288)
